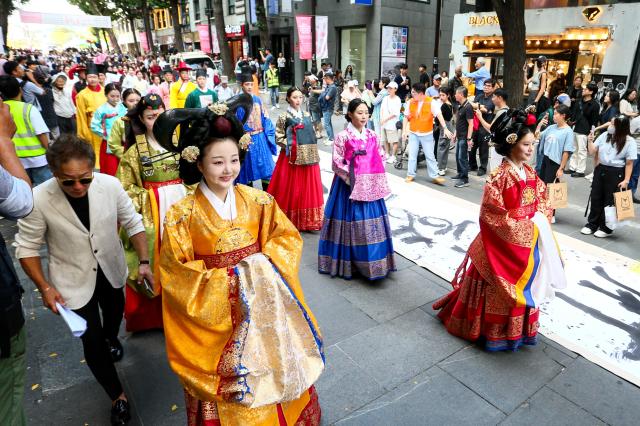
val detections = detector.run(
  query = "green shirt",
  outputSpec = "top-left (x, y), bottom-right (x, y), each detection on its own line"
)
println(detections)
top-left (184, 88), bottom-right (219, 109)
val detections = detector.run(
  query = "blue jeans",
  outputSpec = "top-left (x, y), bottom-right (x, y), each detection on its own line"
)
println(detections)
top-left (407, 133), bottom-right (438, 179)
top-left (322, 110), bottom-right (334, 141)
top-left (629, 158), bottom-right (640, 195)
top-left (455, 138), bottom-right (469, 182)
top-left (27, 165), bottom-right (52, 186)
top-left (269, 86), bottom-right (279, 106)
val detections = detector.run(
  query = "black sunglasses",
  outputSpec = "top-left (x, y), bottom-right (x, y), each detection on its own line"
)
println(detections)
top-left (58, 175), bottom-right (94, 186)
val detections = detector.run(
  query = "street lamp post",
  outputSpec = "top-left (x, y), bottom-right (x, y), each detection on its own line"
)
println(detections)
top-left (205, 7), bottom-right (214, 55)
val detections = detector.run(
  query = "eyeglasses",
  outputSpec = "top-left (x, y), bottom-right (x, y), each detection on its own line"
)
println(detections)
top-left (57, 175), bottom-right (94, 186)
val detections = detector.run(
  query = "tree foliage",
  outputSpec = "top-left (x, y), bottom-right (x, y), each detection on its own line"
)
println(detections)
top-left (1, 0), bottom-right (29, 45)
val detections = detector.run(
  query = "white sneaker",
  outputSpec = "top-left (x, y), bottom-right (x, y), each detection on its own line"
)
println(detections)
top-left (386, 156), bottom-right (396, 164)
top-left (585, 173), bottom-right (594, 183)
top-left (580, 226), bottom-right (594, 235)
top-left (551, 216), bottom-right (556, 224)
top-left (271, 106), bottom-right (276, 111)
top-left (594, 230), bottom-right (611, 238)
top-left (438, 169), bottom-right (446, 176)
top-left (323, 139), bottom-right (333, 146)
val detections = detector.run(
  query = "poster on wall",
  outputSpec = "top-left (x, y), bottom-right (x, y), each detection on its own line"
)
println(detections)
top-left (380, 25), bottom-right (408, 77)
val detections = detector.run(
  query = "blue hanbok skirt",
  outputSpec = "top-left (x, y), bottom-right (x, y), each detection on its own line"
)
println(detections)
top-left (318, 176), bottom-right (395, 280)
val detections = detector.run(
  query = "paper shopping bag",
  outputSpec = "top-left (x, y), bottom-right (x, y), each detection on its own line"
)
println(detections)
top-left (614, 189), bottom-right (635, 221)
top-left (547, 180), bottom-right (568, 209)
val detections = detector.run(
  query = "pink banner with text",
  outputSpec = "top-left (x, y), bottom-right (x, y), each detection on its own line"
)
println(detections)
top-left (139, 32), bottom-right (149, 52)
top-left (296, 15), bottom-right (313, 60)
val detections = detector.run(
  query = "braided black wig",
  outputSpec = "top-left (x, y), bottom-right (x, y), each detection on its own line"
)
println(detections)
top-left (152, 93), bottom-right (253, 185)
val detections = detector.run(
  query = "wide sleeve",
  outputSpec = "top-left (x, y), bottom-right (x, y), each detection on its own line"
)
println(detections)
top-left (258, 196), bottom-right (308, 305)
top-left (90, 105), bottom-right (106, 139)
top-left (75, 94), bottom-right (90, 141)
top-left (332, 133), bottom-right (350, 183)
top-left (116, 146), bottom-right (146, 213)
top-left (107, 119), bottom-right (126, 159)
top-left (115, 181), bottom-right (145, 237)
top-left (262, 113), bottom-right (278, 155)
top-left (169, 84), bottom-right (178, 109)
top-left (535, 175), bottom-right (552, 221)
top-left (275, 113), bottom-right (287, 148)
top-left (14, 198), bottom-right (47, 259)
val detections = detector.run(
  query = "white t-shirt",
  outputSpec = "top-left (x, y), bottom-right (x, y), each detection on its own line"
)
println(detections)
top-left (20, 106), bottom-right (50, 169)
top-left (380, 95), bottom-right (401, 131)
top-left (277, 57), bottom-right (286, 68)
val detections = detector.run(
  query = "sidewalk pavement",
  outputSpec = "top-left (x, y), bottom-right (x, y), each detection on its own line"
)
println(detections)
top-left (3, 215), bottom-right (638, 426)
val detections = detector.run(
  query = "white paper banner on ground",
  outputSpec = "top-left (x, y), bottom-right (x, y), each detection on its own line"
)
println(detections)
top-left (19, 11), bottom-right (112, 28)
top-left (315, 16), bottom-right (329, 60)
top-left (317, 151), bottom-right (640, 387)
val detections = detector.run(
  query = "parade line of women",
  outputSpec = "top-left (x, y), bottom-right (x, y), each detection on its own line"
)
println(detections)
top-left (13, 82), bottom-right (582, 425)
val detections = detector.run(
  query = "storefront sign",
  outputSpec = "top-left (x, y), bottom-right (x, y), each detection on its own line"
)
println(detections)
top-left (315, 16), bottom-right (328, 60)
top-left (468, 15), bottom-right (500, 26)
top-left (351, 0), bottom-right (373, 4)
top-left (225, 24), bottom-right (245, 38)
top-left (295, 15), bottom-right (312, 60)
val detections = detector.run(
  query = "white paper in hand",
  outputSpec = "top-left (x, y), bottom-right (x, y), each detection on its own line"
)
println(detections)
top-left (55, 302), bottom-right (87, 337)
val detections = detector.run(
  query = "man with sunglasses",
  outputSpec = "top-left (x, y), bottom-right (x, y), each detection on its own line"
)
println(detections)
top-left (15, 134), bottom-right (152, 425)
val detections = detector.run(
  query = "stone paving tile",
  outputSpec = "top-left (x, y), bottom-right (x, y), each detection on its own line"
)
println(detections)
top-left (300, 231), bottom-right (322, 267)
top-left (501, 386), bottom-right (606, 426)
top-left (314, 345), bottom-right (387, 425)
top-left (337, 309), bottom-right (467, 390)
top-left (339, 268), bottom-right (450, 323)
top-left (409, 264), bottom-right (452, 291)
top-left (301, 267), bottom-right (379, 346)
top-left (299, 259), bottom-right (354, 295)
top-left (438, 343), bottom-right (566, 414)
top-left (335, 366), bottom-right (505, 426)
top-left (548, 357), bottom-right (640, 426)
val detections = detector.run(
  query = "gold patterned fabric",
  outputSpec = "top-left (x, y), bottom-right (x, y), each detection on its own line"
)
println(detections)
top-left (159, 184), bottom-right (323, 425)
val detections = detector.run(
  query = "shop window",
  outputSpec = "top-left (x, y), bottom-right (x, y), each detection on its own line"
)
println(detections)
top-left (340, 27), bottom-right (367, 85)
top-left (228, 0), bottom-right (235, 15)
top-left (194, 0), bottom-right (201, 21)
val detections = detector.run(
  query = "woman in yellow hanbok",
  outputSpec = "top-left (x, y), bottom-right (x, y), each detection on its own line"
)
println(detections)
top-left (155, 94), bottom-right (324, 426)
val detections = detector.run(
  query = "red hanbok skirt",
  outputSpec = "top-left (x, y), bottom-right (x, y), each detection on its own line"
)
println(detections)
top-left (184, 386), bottom-right (321, 426)
top-left (433, 257), bottom-right (539, 352)
top-left (124, 285), bottom-right (163, 332)
top-left (267, 152), bottom-right (324, 231)
top-left (100, 140), bottom-right (120, 176)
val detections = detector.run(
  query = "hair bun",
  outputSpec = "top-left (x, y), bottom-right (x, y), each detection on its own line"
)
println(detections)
top-left (212, 116), bottom-right (232, 136)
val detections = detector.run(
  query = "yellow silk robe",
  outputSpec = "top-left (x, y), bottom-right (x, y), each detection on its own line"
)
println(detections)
top-left (159, 184), bottom-right (321, 425)
top-left (169, 80), bottom-right (197, 109)
top-left (76, 86), bottom-right (106, 169)
top-left (107, 118), bottom-right (127, 159)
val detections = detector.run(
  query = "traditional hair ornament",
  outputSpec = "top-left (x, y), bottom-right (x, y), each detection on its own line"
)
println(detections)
top-left (506, 133), bottom-right (518, 144)
top-left (208, 102), bottom-right (229, 116)
top-left (525, 104), bottom-right (537, 114)
top-left (181, 145), bottom-right (200, 163)
top-left (239, 133), bottom-right (252, 150)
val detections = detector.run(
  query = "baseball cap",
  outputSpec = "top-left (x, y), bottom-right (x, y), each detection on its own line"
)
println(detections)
top-left (387, 81), bottom-right (398, 89)
top-left (556, 93), bottom-right (571, 107)
top-left (433, 74), bottom-right (442, 81)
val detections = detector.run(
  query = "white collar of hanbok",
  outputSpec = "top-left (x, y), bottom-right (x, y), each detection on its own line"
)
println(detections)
top-left (505, 157), bottom-right (526, 181)
top-left (347, 122), bottom-right (367, 142)
top-left (287, 106), bottom-right (303, 119)
top-left (199, 180), bottom-right (237, 220)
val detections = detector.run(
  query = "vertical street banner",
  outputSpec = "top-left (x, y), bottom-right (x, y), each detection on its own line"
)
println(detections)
top-left (268, 0), bottom-right (279, 16)
top-left (139, 32), bottom-right (149, 52)
top-left (282, 0), bottom-right (293, 13)
top-left (197, 24), bottom-right (220, 54)
top-left (249, 0), bottom-right (257, 24)
top-left (296, 15), bottom-right (313, 60)
top-left (315, 16), bottom-right (328, 60)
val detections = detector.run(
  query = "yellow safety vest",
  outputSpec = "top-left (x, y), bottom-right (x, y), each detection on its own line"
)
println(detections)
top-left (5, 100), bottom-right (46, 158)
top-left (266, 68), bottom-right (279, 88)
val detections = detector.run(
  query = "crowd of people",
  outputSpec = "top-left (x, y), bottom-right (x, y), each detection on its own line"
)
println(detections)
top-left (0, 45), bottom-right (637, 426)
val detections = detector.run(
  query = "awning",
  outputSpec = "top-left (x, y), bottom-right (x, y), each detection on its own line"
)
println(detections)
top-left (464, 48), bottom-right (572, 58)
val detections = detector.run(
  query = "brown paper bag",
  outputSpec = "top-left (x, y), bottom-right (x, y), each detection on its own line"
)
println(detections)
top-left (547, 180), bottom-right (568, 209)
top-left (614, 189), bottom-right (635, 221)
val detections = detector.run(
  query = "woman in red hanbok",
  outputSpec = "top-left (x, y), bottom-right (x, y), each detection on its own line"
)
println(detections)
top-left (267, 87), bottom-right (324, 231)
top-left (434, 109), bottom-right (567, 351)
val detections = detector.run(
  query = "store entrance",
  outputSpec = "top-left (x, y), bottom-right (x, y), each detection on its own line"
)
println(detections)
top-left (270, 33), bottom-right (292, 84)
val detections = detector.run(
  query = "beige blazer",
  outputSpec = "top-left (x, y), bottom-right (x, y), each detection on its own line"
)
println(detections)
top-left (15, 173), bottom-right (145, 309)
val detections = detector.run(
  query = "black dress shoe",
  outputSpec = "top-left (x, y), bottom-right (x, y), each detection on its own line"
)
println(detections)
top-left (107, 338), bottom-right (123, 363)
top-left (571, 172), bottom-right (585, 178)
top-left (111, 399), bottom-right (131, 425)
top-left (450, 175), bottom-right (462, 180)
top-left (633, 197), bottom-right (640, 204)
top-left (469, 166), bottom-right (478, 171)
top-left (477, 170), bottom-right (486, 177)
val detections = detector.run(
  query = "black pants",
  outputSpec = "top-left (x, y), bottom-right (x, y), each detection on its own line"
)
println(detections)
top-left (433, 124), bottom-right (440, 160)
top-left (539, 155), bottom-right (560, 184)
top-left (56, 116), bottom-right (76, 135)
top-left (469, 130), bottom-right (489, 172)
top-left (73, 268), bottom-right (124, 401)
top-left (587, 164), bottom-right (624, 233)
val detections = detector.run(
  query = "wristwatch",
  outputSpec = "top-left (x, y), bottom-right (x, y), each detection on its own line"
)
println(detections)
top-left (139, 260), bottom-right (150, 265)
